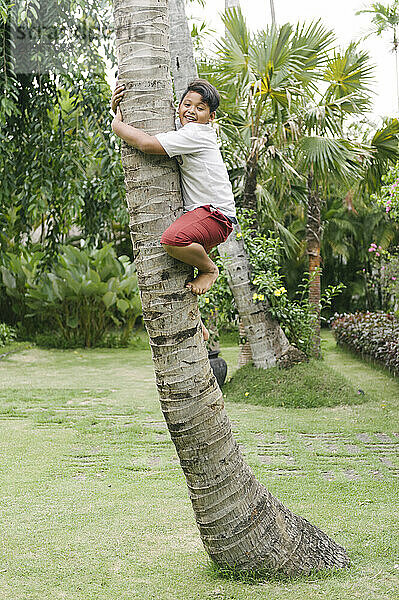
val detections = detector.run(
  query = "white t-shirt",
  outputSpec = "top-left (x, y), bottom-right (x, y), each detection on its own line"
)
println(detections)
top-left (155, 123), bottom-right (236, 219)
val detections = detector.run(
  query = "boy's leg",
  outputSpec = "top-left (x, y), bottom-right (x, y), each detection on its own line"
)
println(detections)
top-left (162, 242), bottom-right (218, 295)
top-left (201, 320), bottom-right (209, 341)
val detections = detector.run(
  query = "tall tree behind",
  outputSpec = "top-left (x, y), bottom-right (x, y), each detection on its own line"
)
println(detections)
top-left (169, 0), bottom-right (198, 100)
top-left (113, 0), bottom-right (350, 574)
top-left (168, 0), bottom-right (299, 368)
top-left (298, 44), bottom-right (374, 354)
top-left (213, 12), bottom-right (334, 363)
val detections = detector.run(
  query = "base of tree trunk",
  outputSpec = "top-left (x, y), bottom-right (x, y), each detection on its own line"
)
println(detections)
top-left (277, 345), bottom-right (308, 369)
top-left (238, 323), bottom-right (308, 370)
top-left (202, 478), bottom-right (350, 575)
top-left (238, 320), bottom-right (253, 367)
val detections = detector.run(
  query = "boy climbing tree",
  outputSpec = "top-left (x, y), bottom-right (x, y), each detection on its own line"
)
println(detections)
top-left (111, 79), bottom-right (237, 298)
top-left (111, 0), bottom-right (350, 574)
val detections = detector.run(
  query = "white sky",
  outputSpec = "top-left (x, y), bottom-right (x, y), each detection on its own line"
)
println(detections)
top-left (188, 0), bottom-right (398, 120)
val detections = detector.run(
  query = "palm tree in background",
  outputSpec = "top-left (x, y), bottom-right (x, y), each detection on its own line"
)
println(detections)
top-left (294, 43), bottom-right (375, 355)
top-left (208, 10), bottom-right (389, 356)
top-left (207, 10), bottom-right (338, 356)
top-left (298, 136), bottom-right (366, 354)
top-left (356, 1), bottom-right (399, 111)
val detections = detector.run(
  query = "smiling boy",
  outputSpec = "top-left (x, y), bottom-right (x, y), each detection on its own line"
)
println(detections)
top-left (111, 79), bottom-right (236, 297)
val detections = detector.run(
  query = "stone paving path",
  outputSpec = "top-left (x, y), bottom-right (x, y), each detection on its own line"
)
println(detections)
top-left (132, 420), bottom-right (399, 483)
top-left (252, 430), bottom-right (399, 481)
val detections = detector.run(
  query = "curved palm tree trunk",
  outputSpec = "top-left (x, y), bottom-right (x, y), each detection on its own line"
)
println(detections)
top-left (113, 0), bottom-right (349, 574)
top-left (218, 228), bottom-right (305, 369)
top-left (241, 150), bottom-right (258, 213)
top-left (306, 172), bottom-right (321, 357)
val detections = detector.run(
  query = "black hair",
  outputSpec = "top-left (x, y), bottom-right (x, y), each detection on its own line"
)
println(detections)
top-left (180, 79), bottom-right (220, 113)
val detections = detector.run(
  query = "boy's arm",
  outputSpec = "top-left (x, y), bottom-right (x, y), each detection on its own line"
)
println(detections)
top-left (112, 108), bottom-right (167, 155)
top-left (111, 85), bottom-right (167, 155)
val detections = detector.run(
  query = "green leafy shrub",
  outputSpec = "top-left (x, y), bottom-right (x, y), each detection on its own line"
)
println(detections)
top-left (365, 243), bottom-right (398, 313)
top-left (199, 211), bottom-right (345, 356)
top-left (0, 249), bottom-right (44, 329)
top-left (0, 245), bottom-right (142, 347)
top-left (0, 323), bottom-right (17, 347)
top-left (239, 211), bottom-right (345, 356)
top-left (331, 312), bottom-right (399, 375)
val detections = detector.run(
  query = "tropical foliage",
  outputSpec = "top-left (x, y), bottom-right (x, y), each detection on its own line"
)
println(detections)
top-left (0, 245), bottom-right (142, 347)
top-left (200, 8), bottom-right (399, 321)
top-left (357, 1), bottom-right (399, 110)
top-left (0, 322), bottom-right (17, 346)
top-left (0, 0), bottom-right (126, 258)
top-left (374, 160), bottom-right (399, 219)
top-left (238, 211), bottom-right (345, 356)
top-left (1, 2), bottom-right (399, 347)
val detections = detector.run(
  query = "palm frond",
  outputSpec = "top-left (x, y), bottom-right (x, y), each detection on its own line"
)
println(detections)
top-left (298, 136), bottom-right (367, 182)
top-left (256, 186), bottom-right (301, 258)
top-left (217, 8), bottom-right (252, 85)
top-left (323, 43), bottom-right (374, 103)
top-left (290, 20), bottom-right (336, 81)
top-left (356, 2), bottom-right (399, 35)
top-left (362, 118), bottom-right (399, 192)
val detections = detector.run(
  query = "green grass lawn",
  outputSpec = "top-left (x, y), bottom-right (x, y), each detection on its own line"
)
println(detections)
top-left (0, 331), bottom-right (398, 600)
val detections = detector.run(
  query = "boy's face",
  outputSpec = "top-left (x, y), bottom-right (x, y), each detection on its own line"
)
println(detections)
top-left (179, 91), bottom-right (215, 127)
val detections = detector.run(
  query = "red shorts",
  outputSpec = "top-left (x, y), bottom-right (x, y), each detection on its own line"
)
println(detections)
top-left (160, 205), bottom-right (233, 252)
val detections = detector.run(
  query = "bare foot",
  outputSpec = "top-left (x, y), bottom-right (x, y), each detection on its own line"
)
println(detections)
top-left (201, 321), bottom-right (209, 342)
top-left (186, 267), bottom-right (219, 295)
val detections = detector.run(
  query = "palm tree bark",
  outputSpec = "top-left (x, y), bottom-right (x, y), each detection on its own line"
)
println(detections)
top-left (169, 0), bottom-right (198, 102)
top-left (241, 150), bottom-right (258, 213)
top-left (218, 228), bottom-right (305, 369)
top-left (306, 172), bottom-right (321, 357)
top-left (113, 0), bottom-right (350, 574)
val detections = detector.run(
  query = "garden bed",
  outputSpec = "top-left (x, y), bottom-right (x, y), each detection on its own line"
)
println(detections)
top-left (331, 312), bottom-right (399, 376)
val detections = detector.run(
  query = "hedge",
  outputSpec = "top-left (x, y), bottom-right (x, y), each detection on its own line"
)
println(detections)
top-left (331, 312), bottom-right (399, 376)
